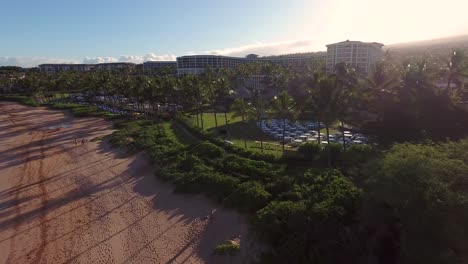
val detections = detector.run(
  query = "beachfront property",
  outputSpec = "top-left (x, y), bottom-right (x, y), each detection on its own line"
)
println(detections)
top-left (176, 52), bottom-right (327, 75)
top-left (93, 62), bottom-right (136, 71)
top-left (37, 40), bottom-right (382, 76)
top-left (326, 40), bottom-right (384, 75)
top-left (142, 61), bottom-right (177, 71)
top-left (38, 62), bottom-right (136, 73)
top-left (176, 55), bottom-right (249, 75)
top-left (38, 64), bottom-right (94, 73)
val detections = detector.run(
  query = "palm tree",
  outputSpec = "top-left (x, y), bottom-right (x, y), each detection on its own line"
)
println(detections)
top-left (306, 71), bottom-right (326, 144)
top-left (182, 75), bottom-right (205, 128)
top-left (251, 89), bottom-right (266, 152)
top-left (270, 90), bottom-right (296, 152)
top-left (365, 61), bottom-right (400, 123)
top-left (230, 98), bottom-right (254, 148)
top-left (309, 73), bottom-right (350, 168)
top-left (443, 49), bottom-right (468, 92)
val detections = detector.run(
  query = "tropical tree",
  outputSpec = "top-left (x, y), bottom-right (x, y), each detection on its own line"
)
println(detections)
top-left (251, 89), bottom-right (266, 152)
top-left (308, 73), bottom-right (349, 168)
top-left (230, 98), bottom-right (254, 148)
top-left (270, 90), bottom-right (297, 152)
top-left (443, 49), bottom-right (468, 92)
top-left (365, 60), bottom-right (400, 123)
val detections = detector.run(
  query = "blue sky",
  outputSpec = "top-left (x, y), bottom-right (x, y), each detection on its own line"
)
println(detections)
top-left (1, 0), bottom-right (467, 67)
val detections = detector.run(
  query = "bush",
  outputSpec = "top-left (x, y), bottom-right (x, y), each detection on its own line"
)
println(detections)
top-left (319, 143), bottom-right (343, 165)
top-left (342, 144), bottom-right (378, 166)
top-left (297, 142), bottom-right (322, 160)
top-left (213, 240), bottom-right (240, 255)
top-left (190, 142), bottom-right (224, 159)
top-left (0, 95), bottom-right (39, 106)
top-left (221, 154), bottom-right (278, 180)
top-left (364, 143), bottom-right (468, 264)
top-left (224, 181), bottom-right (272, 212)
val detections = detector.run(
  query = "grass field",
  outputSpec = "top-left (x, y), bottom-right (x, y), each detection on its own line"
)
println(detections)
top-left (189, 112), bottom-right (342, 156)
top-left (162, 122), bottom-right (199, 146)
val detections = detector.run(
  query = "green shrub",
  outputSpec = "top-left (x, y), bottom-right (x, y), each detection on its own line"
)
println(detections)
top-left (190, 142), bottom-right (224, 159)
top-left (297, 142), bottom-right (322, 160)
top-left (213, 240), bottom-right (240, 255)
top-left (224, 181), bottom-right (272, 212)
top-left (221, 154), bottom-right (278, 180)
top-left (0, 95), bottom-right (39, 106)
top-left (343, 144), bottom-right (378, 166)
top-left (319, 143), bottom-right (343, 165)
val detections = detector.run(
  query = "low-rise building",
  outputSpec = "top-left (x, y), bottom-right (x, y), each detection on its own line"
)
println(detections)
top-left (38, 64), bottom-right (93, 73)
top-left (38, 62), bottom-right (136, 73)
top-left (94, 62), bottom-right (136, 71)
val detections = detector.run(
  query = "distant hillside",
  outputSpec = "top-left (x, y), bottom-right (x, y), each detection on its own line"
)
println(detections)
top-left (387, 35), bottom-right (468, 49)
top-left (384, 35), bottom-right (468, 64)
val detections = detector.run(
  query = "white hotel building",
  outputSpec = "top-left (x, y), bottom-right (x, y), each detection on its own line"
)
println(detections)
top-left (326, 40), bottom-right (384, 75)
top-left (176, 52), bottom-right (326, 75)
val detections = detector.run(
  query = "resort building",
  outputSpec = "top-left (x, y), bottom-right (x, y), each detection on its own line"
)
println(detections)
top-left (176, 55), bottom-right (248, 75)
top-left (38, 64), bottom-right (93, 73)
top-left (259, 52), bottom-right (327, 72)
top-left (176, 52), bottom-right (326, 75)
top-left (142, 61), bottom-right (177, 71)
top-left (38, 62), bottom-right (136, 73)
top-left (326, 40), bottom-right (384, 75)
top-left (94, 62), bottom-right (136, 71)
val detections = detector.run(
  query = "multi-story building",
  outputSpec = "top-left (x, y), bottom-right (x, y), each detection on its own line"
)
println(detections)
top-left (94, 62), bottom-right (135, 71)
top-left (38, 64), bottom-right (93, 73)
top-left (326, 40), bottom-right (384, 75)
top-left (38, 62), bottom-right (136, 73)
top-left (260, 52), bottom-right (327, 72)
top-left (176, 55), bottom-right (247, 75)
top-left (176, 52), bottom-right (326, 75)
top-left (142, 61), bottom-right (177, 71)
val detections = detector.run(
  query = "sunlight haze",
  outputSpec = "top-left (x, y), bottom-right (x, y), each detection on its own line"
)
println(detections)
top-left (0, 0), bottom-right (467, 66)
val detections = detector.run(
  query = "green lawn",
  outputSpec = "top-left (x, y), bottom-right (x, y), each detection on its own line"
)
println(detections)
top-left (190, 113), bottom-right (284, 157)
top-left (162, 122), bottom-right (199, 146)
top-left (190, 113), bottom-right (342, 156)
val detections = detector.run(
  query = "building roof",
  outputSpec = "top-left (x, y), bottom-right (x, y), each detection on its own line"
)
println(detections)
top-left (326, 40), bottom-right (384, 47)
top-left (143, 61), bottom-right (176, 64)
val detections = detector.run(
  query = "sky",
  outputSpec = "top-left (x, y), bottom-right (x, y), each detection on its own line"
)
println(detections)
top-left (1, 0), bottom-right (467, 67)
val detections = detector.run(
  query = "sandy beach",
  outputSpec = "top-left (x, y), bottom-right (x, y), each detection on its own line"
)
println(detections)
top-left (0, 102), bottom-right (257, 264)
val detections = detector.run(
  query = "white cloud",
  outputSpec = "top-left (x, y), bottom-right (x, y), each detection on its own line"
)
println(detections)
top-left (79, 53), bottom-right (178, 65)
top-left (82, 57), bottom-right (118, 64)
top-left (142, 53), bottom-right (177, 62)
top-left (0, 57), bottom-right (78, 68)
top-left (0, 53), bottom-right (177, 67)
top-left (203, 39), bottom-right (318, 57)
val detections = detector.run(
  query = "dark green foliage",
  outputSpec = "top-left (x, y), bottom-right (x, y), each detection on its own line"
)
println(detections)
top-left (49, 102), bottom-right (115, 117)
top-left (221, 154), bottom-right (278, 180)
top-left (364, 142), bottom-right (468, 264)
top-left (297, 142), bottom-right (322, 160)
top-left (0, 95), bottom-right (39, 106)
top-left (255, 170), bottom-right (362, 263)
top-left (225, 181), bottom-right (272, 212)
top-left (320, 143), bottom-right (342, 163)
top-left (342, 144), bottom-right (378, 166)
top-left (190, 142), bottom-right (224, 159)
